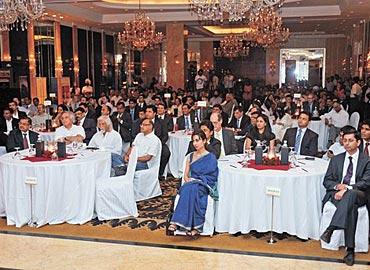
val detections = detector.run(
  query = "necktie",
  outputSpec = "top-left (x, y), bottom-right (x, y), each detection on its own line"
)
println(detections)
top-left (185, 116), bottom-right (189, 129)
top-left (342, 156), bottom-right (353, 185)
top-left (23, 133), bottom-right (29, 149)
top-left (77, 120), bottom-right (81, 126)
top-left (130, 110), bottom-right (134, 120)
top-left (294, 128), bottom-right (302, 153)
top-left (237, 118), bottom-right (240, 129)
top-left (365, 143), bottom-right (370, 157)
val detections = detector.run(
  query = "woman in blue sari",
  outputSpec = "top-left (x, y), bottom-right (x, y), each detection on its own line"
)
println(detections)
top-left (168, 130), bottom-right (219, 237)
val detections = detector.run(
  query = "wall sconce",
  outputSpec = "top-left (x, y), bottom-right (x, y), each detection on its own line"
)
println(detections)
top-left (269, 60), bottom-right (276, 76)
top-left (366, 51), bottom-right (370, 70)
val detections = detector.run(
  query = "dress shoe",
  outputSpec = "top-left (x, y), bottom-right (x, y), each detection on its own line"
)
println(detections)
top-left (343, 250), bottom-right (355, 266)
top-left (320, 229), bottom-right (333, 243)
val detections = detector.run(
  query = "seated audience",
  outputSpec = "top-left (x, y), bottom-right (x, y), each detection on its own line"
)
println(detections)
top-left (74, 107), bottom-right (97, 144)
top-left (177, 104), bottom-right (195, 130)
top-left (168, 130), bottom-right (218, 237)
top-left (31, 104), bottom-right (49, 127)
top-left (359, 119), bottom-right (370, 157)
top-left (89, 115), bottom-right (122, 169)
top-left (282, 111), bottom-right (318, 157)
top-left (0, 108), bottom-right (19, 146)
top-left (244, 114), bottom-right (275, 151)
top-left (6, 117), bottom-right (39, 152)
top-left (186, 120), bottom-right (221, 159)
top-left (157, 102), bottom-right (174, 132)
top-left (111, 101), bottom-right (132, 153)
top-left (320, 126), bottom-right (370, 266)
top-left (210, 112), bottom-right (237, 157)
top-left (54, 111), bottom-right (85, 144)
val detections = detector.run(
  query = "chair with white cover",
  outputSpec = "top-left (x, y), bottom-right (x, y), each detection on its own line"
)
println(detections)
top-left (133, 143), bottom-right (162, 201)
top-left (173, 154), bottom-right (215, 236)
top-left (349, 112), bottom-right (360, 129)
top-left (320, 201), bottom-right (369, 252)
top-left (95, 147), bottom-right (138, 220)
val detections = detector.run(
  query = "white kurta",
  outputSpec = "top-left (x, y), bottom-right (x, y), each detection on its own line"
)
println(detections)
top-left (89, 130), bottom-right (122, 155)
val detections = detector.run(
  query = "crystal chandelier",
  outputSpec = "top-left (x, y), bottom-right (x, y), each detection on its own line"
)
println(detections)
top-left (214, 34), bottom-right (250, 58)
top-left (0, 0), bottom-right (45, 31)
top-left (118, 1), bottom-right (163, 51)
top-left (246, 7), bottom-right (290, 48)
top-left (189, 0), bottom-right (285, 22)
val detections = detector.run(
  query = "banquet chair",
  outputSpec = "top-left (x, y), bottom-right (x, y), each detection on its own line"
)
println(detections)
top-left (133, 143), bottom-right (162, 202)
top-left (319, 201), bottom-right (369, 252)
top-left (173, 154), bottom-right (215, 236)
top-left (95, 147), bottom-right (138, 220)
top-left (349, 112), bottom-right (360, 129)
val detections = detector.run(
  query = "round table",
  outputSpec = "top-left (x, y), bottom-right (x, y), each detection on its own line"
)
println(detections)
top-left (0, 150), bottom-right (111, 228)
top-left (167, 131), bottom-right (191, 178)
top-left (215, 154), bottom-right (329, 240)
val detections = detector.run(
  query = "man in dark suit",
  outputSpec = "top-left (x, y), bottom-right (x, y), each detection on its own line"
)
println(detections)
top-left (192, 102), bottom-right (210, 122)
top-left (6, 117), bottom-right (39, 152)
top-left (111, 102), bottom-right (132, 145)
top-left (282, 111), bottom-right (318, 157)
top-left (127, 98), bottom-right (139, 122)
top-left (227, 106), bottom-right (250, 153)
top-left (157, 103), bottom-right (174, 132)
top-left (359, 119), bottom-right (370, 157)
top-left (210, 112), bottom-right (237, 157)
top-left (207, 104), bottom-right (229, 127)
top-left (131, 108), bottom-right (146, 139)
top-left (0, 107), bottom-right (20, 146)
top-left (177, 104), bottom-right (195, 130)
top-left (74, 107), bottom-right (97, 144)
top-left (320, 126), bottom-right (370, 266)
top-left (302, 93), bottom-right (319, 115)
top-left (8, 101), bottom-right (27, 119)
top-left (79, 102), bottom-right (97, 122)
top-left (186, 120), bottom-right (221, 159)
top-left (145, 105), bottom-right (170, 178)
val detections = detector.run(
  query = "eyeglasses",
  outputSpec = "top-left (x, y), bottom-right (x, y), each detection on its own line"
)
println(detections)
top-left (140, 123), bottom-right (152, 127)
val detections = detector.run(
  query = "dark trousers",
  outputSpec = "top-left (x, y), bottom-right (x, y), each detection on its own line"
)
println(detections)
top-left (329, 189), bottom-right (367, 248)
top-left (160, 144), bottom-right (171, 177)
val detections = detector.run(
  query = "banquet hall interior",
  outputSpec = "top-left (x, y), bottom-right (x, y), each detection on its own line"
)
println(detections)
top-left (1, 0), bottom-right (370, 269)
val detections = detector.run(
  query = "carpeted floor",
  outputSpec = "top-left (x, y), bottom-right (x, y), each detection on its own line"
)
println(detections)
top-left (0, 177), bottom-right (369, 263)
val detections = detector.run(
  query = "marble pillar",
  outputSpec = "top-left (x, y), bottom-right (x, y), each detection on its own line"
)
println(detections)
top-left (72, 24), bottom-right (80, 88)
top-left (54, 21), bottom-right (63, 104)
top-left (166, 23), bottom-right (185, 89)
top-left (142, 48), bottom-right (160, 85)
top-left (1, 31), bottom-right (11, 61)
top-left (265, 48), bottom-right (280, 85)
top-left (27, 22), bottom-right (37, 99)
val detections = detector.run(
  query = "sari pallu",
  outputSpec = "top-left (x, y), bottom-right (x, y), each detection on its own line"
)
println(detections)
top-left (171, 152), bottom-right (218, 231)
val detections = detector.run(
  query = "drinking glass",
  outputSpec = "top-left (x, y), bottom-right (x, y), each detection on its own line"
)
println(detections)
top-left (13, 147), bottom-right (21, 160)
top-left (29, 144), bottom-right (35, 156)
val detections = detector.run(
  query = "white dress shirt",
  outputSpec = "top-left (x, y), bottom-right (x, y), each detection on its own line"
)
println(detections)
top-left (89, 129), bottom-right (122, 155)
top-left (296, 127), bottom-right (307, 155)
top-left (322, 142), bottom-right (345, 160)
top-left (55, 125), bottom-right (86, 141)
top-left (132, 131), bottom-right (161, 168)
top-left (322, 109), bottom-right (349, 128)
top-left (5, 119), bottom-right (13, 134)
top-left (341, 150), bottom-right (359, 186)
top-left (214, 129), bottom-right (225, 157)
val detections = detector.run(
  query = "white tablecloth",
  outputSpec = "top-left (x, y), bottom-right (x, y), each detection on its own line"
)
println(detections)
top-left (167, 131), bottom-right (191, 178)
top-left (0, 150), bottom-right (111, 227)
top-left (38, 132), bottom-right (55, 142)
top-left (215, 155), bottom-right (329, 240)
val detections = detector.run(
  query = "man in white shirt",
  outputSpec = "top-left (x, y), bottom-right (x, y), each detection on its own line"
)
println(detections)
top-left (119, 118), bottom-right (161, 175)
top-left (8, 101), bottom-right (27, 119)
top-left (194, 69), bottom-right (207, 98)
top-left (321, 101), bottom-right (349, 148)
top-left (31, 104), bottom-right (49, 127)
top-left (210, 112), bottom-right (237, 157)
top-left (321, 126), bottom-right (370, 266)
top-left (55, 111), bottom-right (85, 144)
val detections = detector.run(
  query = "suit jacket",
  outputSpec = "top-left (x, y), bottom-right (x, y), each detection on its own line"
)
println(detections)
top-left (303, 101), bottom-right (319, 115)
top-left (126, 106), bottom-right (140, 121)
top-left (186, 136), bottom-right (221, 159)
top-left (227, 115), bottom-right (250, 136)
top-left (86, 109), bottom-right (97, 122)
top-left (359, 140), bottom-right (370, 156)
top-left (322, 152), bottom-right (370, 208)
top-left (282, 127), bottom-right (318, 157)
top-left (193, 107), bottom-right (210, 122)
top-left (206, 111), bottom-right (229, 127)
top-left (0, 117), bottom-right (19, 133)
top-left (6, 129), bottom-right (39, 152)
top-left (158, 115), bottom-right (174, 132)
top-left (111, 111), bottom-right (133, 143)
top-left (81, 118), bottom-right (97, 144)
top-left (221, 128), bottom-right (238, 155)
top-left (177, 113), bottom-right (196, 130)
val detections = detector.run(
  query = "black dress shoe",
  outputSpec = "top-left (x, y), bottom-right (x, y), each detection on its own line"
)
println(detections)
top-left (343, 250), bottom-right (355, 266)
top-left (320, 229), bottom-right (334, 243)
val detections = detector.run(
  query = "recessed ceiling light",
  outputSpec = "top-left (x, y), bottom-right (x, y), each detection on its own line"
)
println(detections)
top-left (52, 14), bottom-right (56, 17)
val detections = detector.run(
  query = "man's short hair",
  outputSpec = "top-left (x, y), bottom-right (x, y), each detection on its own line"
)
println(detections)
top-left (20, 116), bottom-right (32, 125)
top-left (74, 107), bottom-right (85, 114)
top-left (140, 118), bottom-right (154, 130)
top-left (212, 104), bottom-right (223, 111)
top-left (360, 119), bottom-right (370, 129)
top-left (234, 106), bottom-right (244, 113)
top-left (116, 101), bottom-right (125, 108)
top-left (299, 111), bottom-right (311, 121)
top-left (146, 104), bottom-right (157, 114)
top-left (3, 107), bottom-right (13, 114)
top-left (200, 120), bottom-right (214, 132)
top-left (342, 125), bottom-right (361, 141)
top-left (129, 98), bottom-right (137, 104)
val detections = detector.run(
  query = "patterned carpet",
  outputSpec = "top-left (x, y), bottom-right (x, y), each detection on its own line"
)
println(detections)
top-left (90, 177), bottom-right (180, 231)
